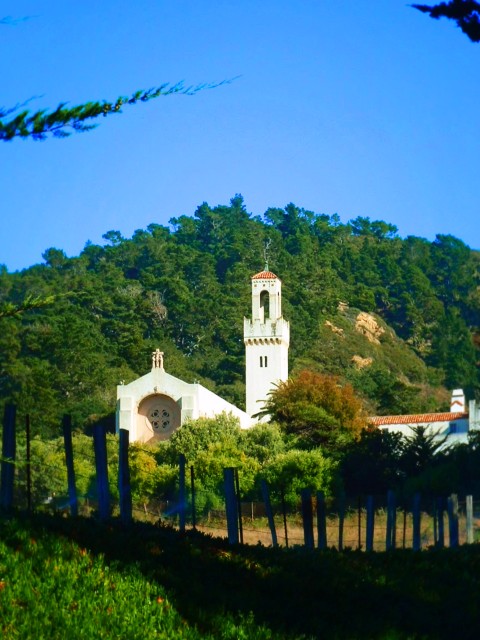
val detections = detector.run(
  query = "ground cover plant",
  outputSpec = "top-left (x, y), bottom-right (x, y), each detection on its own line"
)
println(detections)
top-left (0, 515), bottom-right (272, 640)
top-left (1, 514), bottom-right (480, 639)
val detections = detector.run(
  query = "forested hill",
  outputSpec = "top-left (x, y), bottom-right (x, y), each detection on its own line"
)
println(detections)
top-left (1, 195), bottom-right (479, 437)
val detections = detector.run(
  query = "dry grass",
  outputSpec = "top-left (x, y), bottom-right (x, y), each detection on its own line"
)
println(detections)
top-left (193, 508), bottom-right (480, 550)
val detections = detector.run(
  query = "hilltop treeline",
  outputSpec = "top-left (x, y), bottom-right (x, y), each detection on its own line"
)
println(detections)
top-left (1, 195), bottom-right (479, 436)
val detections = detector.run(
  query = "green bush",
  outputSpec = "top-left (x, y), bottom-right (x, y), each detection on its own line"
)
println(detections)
top-left (261, 448), bottom-right (339, 507)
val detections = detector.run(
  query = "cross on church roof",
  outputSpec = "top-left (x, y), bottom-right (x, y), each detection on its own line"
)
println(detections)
top-left (151, 348), bottom-right (164, 370)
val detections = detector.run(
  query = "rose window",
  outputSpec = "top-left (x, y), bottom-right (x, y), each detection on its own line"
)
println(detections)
top-left (149, 406), bottom-right (171, 431)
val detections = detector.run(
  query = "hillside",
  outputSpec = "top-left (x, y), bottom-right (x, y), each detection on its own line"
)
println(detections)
top-left (1, 196), bottom-right (479, 436)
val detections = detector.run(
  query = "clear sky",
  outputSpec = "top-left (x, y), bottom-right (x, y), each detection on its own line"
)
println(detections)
top-left (2, 1), bottom-right (480, 272)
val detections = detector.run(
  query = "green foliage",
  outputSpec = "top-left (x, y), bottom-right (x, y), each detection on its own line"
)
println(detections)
top-left (1, 198), bottom-right (480, 434)
top-left (194, 443), bottom-right (260, 504)
top-left (6, 515), bottom-right (480, 639)
top-left (128, 443), bottom-right (163, 503)
top-left (261, 449), bottom-right (339, 507)
top-left (160, 414), bottom-right (244, 465)
top-left (0, 518), bottom-right (223, 639)
top-left (341, 428), bottom-right (404, 495)
top-left (0, 81), bottom-right (231, 141)
top-left (400, 425), bottom-right (448, 478)
top-left (242, 422), bottom-right (286, 463)
top-left (0, 293), bottom-right (55, 318)
top-left (158, 414), bottom-right (261, 505)
top-left (27, 434), bottom-right (96, 503)
top-left (261, 370), bottom-right (367, 451)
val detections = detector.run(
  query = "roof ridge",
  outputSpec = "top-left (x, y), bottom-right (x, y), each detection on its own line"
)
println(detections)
top-left (369, 411), bottom-right (468, 426)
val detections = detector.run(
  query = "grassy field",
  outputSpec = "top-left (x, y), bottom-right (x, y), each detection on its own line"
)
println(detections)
top-left (1, 513), bottom-right (480, 639)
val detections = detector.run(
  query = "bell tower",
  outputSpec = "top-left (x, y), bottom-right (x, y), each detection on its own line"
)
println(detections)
top-left (244, 269), bottom-right (289, 418)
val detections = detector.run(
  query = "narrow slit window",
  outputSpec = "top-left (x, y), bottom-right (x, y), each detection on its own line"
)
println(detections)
top-left (259, 356), bottom-right (263, 367)
top-left (264, 356), bottom-right (268, 367)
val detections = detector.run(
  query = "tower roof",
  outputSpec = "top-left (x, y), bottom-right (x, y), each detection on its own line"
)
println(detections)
top-left (251, 270), bottom-right (278, 280)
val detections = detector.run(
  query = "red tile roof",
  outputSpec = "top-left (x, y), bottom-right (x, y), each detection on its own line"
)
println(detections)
top-left (252, 270), bottom-right (278, 280)
top-left (369, 412), bottom-right (468, 427)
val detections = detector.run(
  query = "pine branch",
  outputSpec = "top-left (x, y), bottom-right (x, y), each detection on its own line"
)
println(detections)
top-left (411, 1), bottom-right (480, 41)
top-left (0, 294), bottom-right (55, 318)
top-left (0, 79), bottom-right (235, 141)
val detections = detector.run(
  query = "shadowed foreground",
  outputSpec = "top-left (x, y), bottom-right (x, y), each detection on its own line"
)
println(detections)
top-left (1, 514), bottom-right (480, 639)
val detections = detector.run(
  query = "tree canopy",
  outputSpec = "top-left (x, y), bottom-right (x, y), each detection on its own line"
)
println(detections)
top-left (1, 197), bottom-right (478, 436)
top-left (260, 371), bottom-right (368, 451)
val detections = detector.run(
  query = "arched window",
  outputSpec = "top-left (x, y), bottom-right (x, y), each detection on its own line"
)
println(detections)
top-left (260, 290), bottom-right (270, 321)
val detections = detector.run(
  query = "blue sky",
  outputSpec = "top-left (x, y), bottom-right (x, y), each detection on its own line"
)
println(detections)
top-left (1, 1), bottom-right (480, 272)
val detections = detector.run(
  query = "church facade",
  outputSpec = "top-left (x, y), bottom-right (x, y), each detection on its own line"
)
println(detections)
top-left (116, 269), bottom-right (290, 443)
top-left (116, 348), bottom-right (252, 443)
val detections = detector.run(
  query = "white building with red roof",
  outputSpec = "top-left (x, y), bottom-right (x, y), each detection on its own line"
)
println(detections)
top-left (370, 389), bottom-right (480, 444)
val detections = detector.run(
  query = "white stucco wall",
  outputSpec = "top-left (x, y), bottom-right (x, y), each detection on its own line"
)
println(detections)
top-left (116, 366), bottom-right (252, 443)
top-left (244, 272), bottom-right (290, 419)
top-left (378, 418), bottom-right (470, 445)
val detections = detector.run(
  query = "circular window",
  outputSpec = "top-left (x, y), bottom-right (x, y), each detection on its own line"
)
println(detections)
top-left (137, 394), bottom-right (180, 443)
top-left (149, 406), bottom-right (172, 432)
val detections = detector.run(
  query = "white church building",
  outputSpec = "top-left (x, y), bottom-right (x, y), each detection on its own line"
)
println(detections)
top-left (116, 268), bottom-right (290, 443)
top-left (116, 266), bottom-right (480, 447)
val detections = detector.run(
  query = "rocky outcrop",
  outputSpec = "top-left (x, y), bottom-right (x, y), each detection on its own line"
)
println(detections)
top-left (355, 312), bottom-right (385, 344)
top-left (325, 320), bottom-right (344, 337)
top-left (351, 355), bottom-right (373, 369)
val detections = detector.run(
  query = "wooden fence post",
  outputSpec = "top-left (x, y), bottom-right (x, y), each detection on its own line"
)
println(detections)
top-left (301, 488), bottom-right (314, 550)
top-left (412, 493), bottom-right (421, 551)
top-left (92, 424), bottom-right (110, 521)
top-left (118, 429), bottom-right (132, 526)
top-left (466, 495), bottom-right (474, 544)
top-left (234, 469), bottom-right (244, 545)
top-left (178, 454), bottom-right (186, 533)
top-left (224, 468), bottom-right (239, 544)
top-left (436, 497), bottom-right (445, 548)
top-left (1, 404), bottom-right (16, 511)
top-left (357, 496), bottom-right (362, 550)
top-left (190, 466), bottom-right (196, 530)
top-left (281, 489), bottom-right (289, 548)
top-left (316, 491), bottom-right (327, 550)
top-left (447, 494), bottom-right (459, 547)
top-left (62, 415), bottom-right (78, 517)
top-left (386, 490), bottom-right (396, 550)
top-left (260, 479), bottom-right (278, 547)
top-left (338, 492), bottom-right (345, 551)
top-left (402, 507), bottom-right (407, 549)
top-left (366, 495), bottom-right (375, 552)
